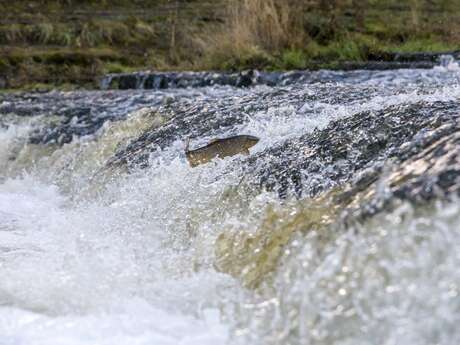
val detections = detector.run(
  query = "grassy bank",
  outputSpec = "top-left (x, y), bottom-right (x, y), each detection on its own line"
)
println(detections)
top-left (1, 0), bottom-right (460, 89)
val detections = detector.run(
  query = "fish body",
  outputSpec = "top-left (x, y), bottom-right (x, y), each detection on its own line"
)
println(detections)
top-left (185, 135), bottom-right (259, 167)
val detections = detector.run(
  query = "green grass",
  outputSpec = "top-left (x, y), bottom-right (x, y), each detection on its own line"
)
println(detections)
top-left (384, 38), bottom-right (458, 53)
top-left (103, 62), bottom-right (140, 74)
top-left (279, 50), bottom-right (307, 69)
top-left (1, 0), bottom-right (460, 89)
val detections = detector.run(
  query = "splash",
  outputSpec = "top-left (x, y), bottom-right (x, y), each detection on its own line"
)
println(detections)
top-left (1, 62), bottom-right (460, 344)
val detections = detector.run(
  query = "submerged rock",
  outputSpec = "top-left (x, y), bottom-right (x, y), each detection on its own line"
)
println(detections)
top-left (104, 86), bottom-right (460, 211)
top-left (100, 87), bottom-right (460, 291)
top-left (2, 68), bottom-right (460, 293)
top-left (100, 70), bottom-right (265, 90)
top-left (100, 54), bottom-right (459, 91)
top-left (104, 82), bottom-right (403, 170)
top-left (248, 100), bottom-right (460, 200)
top-left (214, 101), bottom-right (460, 288)
top-left (0, 89), bottom-right (199, 145)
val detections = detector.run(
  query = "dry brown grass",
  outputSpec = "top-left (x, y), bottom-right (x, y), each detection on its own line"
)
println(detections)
top-left (227, 0), bottom-right (306, 51)
top-left (192, 0), bottom-right (307, 69)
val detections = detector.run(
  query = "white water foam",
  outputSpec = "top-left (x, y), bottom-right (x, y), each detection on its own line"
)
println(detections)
top-left (0, 172), bottom-right (234, 345)
top-left (232, 200), bottom-right (460, 345)
top-left (1, 64), bottom-right (460, 344)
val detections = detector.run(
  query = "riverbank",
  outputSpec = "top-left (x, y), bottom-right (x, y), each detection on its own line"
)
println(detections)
top-left (1, 0), bottom-right (460, 90)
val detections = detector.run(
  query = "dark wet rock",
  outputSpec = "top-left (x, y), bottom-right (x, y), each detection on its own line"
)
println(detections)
top-left (214, 123), bottom-right (460, 288)
top-left (247, 100), bottom-right (459, 200)
top-left (105, 98), bottom-right (250, 168)
top-left (351, 127), bottom-right (460, 219)
top-left (235, 70), bottom-right (255, 87)
top-left (0, 90), bottom-right (192, 145)
top-left (105, 83), bottom-right (380, 169)
top-left (101, 70), bottom-right (266, 90)
top-left (105, 76), bottom-right (460, 180)
top-left (99, 70), bottom-right (316, 90)
top-left (3, 66), bottom-right (460, 293)
top-left (29, 106), bottom-right (110, 145)
top-left (100, 54), bottom-right (459, 91)
top-left (104, 78), bottom-right (460, 217)
top-left (117, 74), bottom-right (142, 90)
top-left (214, 101), bottom-right (460, 288)
top-left (144, 74), bottom-right (169, 89)
top-left (4, 63), bottom-right (460, 169)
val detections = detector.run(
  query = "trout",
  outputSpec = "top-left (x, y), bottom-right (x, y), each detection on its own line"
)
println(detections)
top-left (185, 135), bottom-right (259, 167)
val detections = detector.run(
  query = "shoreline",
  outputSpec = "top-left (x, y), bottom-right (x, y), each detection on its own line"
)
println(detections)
top-left (2, 52), bottom-right (459, 93)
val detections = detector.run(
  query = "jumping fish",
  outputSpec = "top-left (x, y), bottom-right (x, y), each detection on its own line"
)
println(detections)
top-left (185, 135), bottom-right (259, 167)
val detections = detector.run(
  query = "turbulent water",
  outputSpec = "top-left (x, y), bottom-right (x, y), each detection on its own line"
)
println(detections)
top-left (1, 59), bottom-right (460, 345)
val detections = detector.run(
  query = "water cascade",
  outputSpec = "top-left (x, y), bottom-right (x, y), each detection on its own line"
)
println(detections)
top-left (1, 60), bottom-right (460, 344)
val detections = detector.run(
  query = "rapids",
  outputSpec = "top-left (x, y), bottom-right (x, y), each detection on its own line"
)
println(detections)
top-left (1, 59), bottom-right (460, 344)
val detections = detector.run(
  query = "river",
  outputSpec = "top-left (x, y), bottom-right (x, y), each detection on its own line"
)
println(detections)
top-left (1, 59), bottom-right (460, 344)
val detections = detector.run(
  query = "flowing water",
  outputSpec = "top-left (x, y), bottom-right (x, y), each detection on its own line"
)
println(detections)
top-left (1, 60), bottom-right (460, 344)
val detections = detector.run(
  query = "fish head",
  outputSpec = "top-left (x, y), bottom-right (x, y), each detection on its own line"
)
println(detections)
top-left (242, 135), bottom-right (260, 149)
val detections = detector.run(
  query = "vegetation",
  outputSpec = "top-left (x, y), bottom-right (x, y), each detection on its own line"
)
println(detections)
top-left (1, 0), bottom-right (460, 89)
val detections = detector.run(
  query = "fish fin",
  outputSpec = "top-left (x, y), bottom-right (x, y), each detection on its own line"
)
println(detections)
top-left (185, 138), bottom-right (190, 152)
top-left (243, 149), bottom-right (250, 155)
